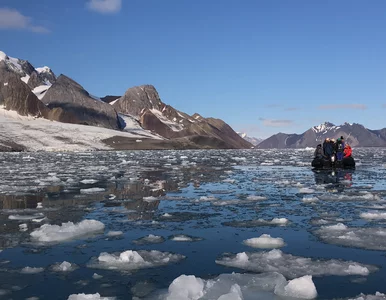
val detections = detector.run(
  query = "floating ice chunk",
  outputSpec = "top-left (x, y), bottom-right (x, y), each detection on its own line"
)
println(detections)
top-left (348, 292), bottom-right (386, 300)
top-left (169, 234), bottom-right (203, 242)
top-left (299, 188), bottom-right (315, 194)
top-left (92, 273), bottom-right (103, 279)
top-left (108, 194), bottom-right (116, 200)
top-left (143, 196), bottom-right (159, 202)
top-left (243, 234), bottom-right (285, 249)
top-left (146, 272), bottom-right (317, 300)
top-left (21, 267), bottom-right (44, 274)
top-left (315, 224), bottom-right (386, 250)
top-left (223, 217), bottom-right (289, 228)
top-left (360, 212), bottom-right (386, 220)
top-left (80, 179), bottom-right (99, 184)
top-left (162, 213), bottom-right (172, 217)
top-left (198, 196), bottom-right (218, 202)
top-left (274, 275), bottom-right (317, 299)
top-left (106, 231), bottom-right (123, 237)
top-left (87, 250), bottom-right (184, 271)
top-left (51, 261), bottom-right (78, 272)
top-left (19, 223), bottom-right (28, 231)
top-left (167, 275), bottom-right (205, 300)
top-left (32, 217), bottom-right (47, 223)
top-left (9, 213), bottom-right (44, 220)
top-left (319, 192), bottom-right (380, 201)
top-left (246, 195), bottom-right (267, 201)
top-left (30, 220), bottom-right (105, 243)
top-left (67, 293), bottom-right (115, 300)
top-left (302, 197), bottom-right (318, 203)
top-left (216, 249), bottom-right (376, 278)
top-left (133, 234), bottom-right (165, 245)
top-left (36, 202), bottom-right (43, 209)
top-left (80, 188), bottom-right (105, 194)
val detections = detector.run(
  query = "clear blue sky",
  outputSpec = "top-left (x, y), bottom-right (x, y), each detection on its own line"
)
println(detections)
top-left (1, 0), bottom-right (386, 138)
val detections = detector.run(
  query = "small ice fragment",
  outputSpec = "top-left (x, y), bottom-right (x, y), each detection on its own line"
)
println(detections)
top-left (106, 231), bottom-right (123, 237)
top-left (21, 267), bottom-right (44, 274)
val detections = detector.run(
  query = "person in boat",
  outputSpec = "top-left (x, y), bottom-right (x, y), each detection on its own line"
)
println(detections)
top-left (324, 138), bottom-right (334, 158)
top-left (335, 136), bottom-right (345, 161)
top-left (314, 144), bottom-right (324, 159)
top-left (344, 143), bottom-right (352, 158)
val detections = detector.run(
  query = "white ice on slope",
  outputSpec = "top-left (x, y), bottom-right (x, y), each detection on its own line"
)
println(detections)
top-left (0, 107), bottom-right (162, 151)
top-left (146, 272), bottom-right (317, 300)
top-left (243, 234), bottom-right (285, 249)
top-left (215, 249), bottom-right (377, 279)
top-left (30, 219), bottom-right (105, 242)
top-left (315, 223), bottom-right (386, 250)
top-left (87, 250), bottom-right (185, 271)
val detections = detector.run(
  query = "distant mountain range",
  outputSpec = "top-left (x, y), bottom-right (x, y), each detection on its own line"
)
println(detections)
top-left (237, 132), bottom-right (263, 146)
top-left (257, 122), bottom-right (386, 148)
top-left (0, 50), bottom-right (252, 151)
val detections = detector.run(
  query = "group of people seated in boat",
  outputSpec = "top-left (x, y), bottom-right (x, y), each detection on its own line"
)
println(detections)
top-left (314, 136), bottom-right (352, 161)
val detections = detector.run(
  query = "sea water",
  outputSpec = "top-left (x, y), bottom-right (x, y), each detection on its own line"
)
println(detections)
top-left (0, 148), bottom-right (386, 299)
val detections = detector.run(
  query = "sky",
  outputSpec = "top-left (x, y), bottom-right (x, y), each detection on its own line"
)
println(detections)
top-left (1, 0), bottom-right (386, 138)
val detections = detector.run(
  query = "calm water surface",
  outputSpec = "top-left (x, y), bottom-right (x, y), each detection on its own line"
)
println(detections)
top-left (1, 148), bottom-right (386, 299)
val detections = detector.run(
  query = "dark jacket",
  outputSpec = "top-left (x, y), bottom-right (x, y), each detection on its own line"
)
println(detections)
top-left (324, 142), bottom-right (334, 157)
top-left (314, 145), bottom-right (324, 158)
top-left (335, 139), bottom-right (345, 153)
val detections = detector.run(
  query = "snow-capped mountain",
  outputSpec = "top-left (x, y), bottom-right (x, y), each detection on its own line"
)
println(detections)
top-left (111, 85), bottom-right (252, 149)
top-left (237, 132), bottom-right (263, 146)
top-left (0, 50), bottom-right (55, 94)
top-left (257, 121), bottom-right (386, 148)
top-left (0, 50), bottom-right (252, 151)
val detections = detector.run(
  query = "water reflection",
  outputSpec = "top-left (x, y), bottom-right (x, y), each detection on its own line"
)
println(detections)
top-left (313, 169), bottom-right (353, 192)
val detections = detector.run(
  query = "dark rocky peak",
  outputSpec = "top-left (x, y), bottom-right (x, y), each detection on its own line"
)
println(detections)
top-left (34, 66), bottom-right (56, 85)
top-left (41, 74), bottom-right (121, 130)
top-left (113, 85), bottom-right (163, 116)
top-left (0, 61), bottom-right (50, 118)
top-left (192, 113), bottom-right (204, 122)
top-left (101, 95), bottom-right (121, 103)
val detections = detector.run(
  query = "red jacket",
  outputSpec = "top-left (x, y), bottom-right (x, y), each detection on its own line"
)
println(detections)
top-left (344, 145), bottom-right (352, 158)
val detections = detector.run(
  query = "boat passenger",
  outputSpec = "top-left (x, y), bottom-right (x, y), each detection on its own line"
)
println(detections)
top-left (314, 144), bottom-right (324, 159)
top-left (344, 143), bottom-right (352, 158)
top-left (335, 137), bottom-right (345, 161)
top-left (324, 138), bottom-right (334, 158)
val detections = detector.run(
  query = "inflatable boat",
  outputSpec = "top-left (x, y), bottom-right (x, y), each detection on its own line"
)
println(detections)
top-left (311, 156), bottom-right (355, 170)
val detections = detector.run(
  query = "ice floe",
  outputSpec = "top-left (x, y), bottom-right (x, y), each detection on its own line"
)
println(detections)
top-left (87, 250), bottom-right (185, 271)
top-left (348, 292), bottom-right (386, 300)
top-left (9, 213), bottom-right (45, 220)
top-left (360, 212), bottom-right (386, 220)
top-left (318, 192), bottom-right (381, 201)
top-left (51, 261), bottom-right (78, 272)
top-left (67, 293), bottom-right (115, 300)
top-left (169, 234), bottom-right (203, 242)
top-left (223, 217), bottom-right (289, 228)
top-left (216, 249), bottom-right (377, 278)
top-left (132, 234), bottom-right (165, 245)
top-left (243, 234), bottom-right (285, 249)
top-left (106, 231), bottom-right (123, 237)
top-left (21, 267), bottom-right (44, 274)
top-left (315, 223), bottom-right (386, 250)
top-left (80, 188), bottom-right (105, 194)
top-left (145, 272), bottom-right (317, 300)
top-left (30, 219), bottom-right (105, 243)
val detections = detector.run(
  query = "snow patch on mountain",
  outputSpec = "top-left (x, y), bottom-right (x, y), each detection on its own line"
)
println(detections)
top-left (36, 66), bottom-right (52, 74)
top-left (32, 85), bottom-right (51, 100)
top-left (150, 109), bottom-right (184, 132)
top-left (312, 122), bottom-right (337, 134)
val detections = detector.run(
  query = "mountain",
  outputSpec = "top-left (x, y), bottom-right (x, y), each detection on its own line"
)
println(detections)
top-left (0, 61), bottom-right (51, 118)
top-left (41, 75), bottom-right (121, 130)
top-left (112, 85), bottom-right (252, 149)
top-left (0, 50), bottom-right (252, 151)
top-left (237, 132), bottom-right (263, 146)
top-left (257, 122), bottom-right (386, 148)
